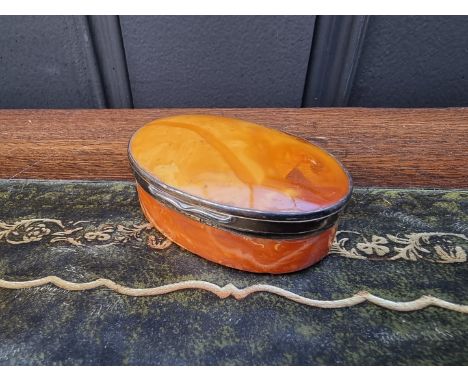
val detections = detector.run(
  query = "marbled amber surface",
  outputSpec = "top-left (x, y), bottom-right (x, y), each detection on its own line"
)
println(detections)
top-left (130, 115), bottom-right (350, 212)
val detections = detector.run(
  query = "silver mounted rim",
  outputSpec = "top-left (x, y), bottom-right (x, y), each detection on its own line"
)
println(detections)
top-left (128, 137), bottom-right (353, 238)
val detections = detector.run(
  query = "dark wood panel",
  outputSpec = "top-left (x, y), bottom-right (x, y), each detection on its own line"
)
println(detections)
top-left (350, 16), bottom-right (468, 107)
top-left (120, 16), bottom-right (315, 108)
top-left (303, 16), bottom-right (369, 107)
top-left (0, 108), bottom-right (467, 188)
top-left (0, 16), bottom-right (105, 108)
top-left (88, 16), bottom-right (133, 108)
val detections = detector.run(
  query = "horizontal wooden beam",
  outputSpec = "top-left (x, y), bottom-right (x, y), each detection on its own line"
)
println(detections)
top-left (0, 108), bottom-right (466, 188)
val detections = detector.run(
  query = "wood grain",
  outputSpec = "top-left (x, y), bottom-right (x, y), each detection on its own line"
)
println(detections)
top-left (0, 108), bottom-right (467, 188)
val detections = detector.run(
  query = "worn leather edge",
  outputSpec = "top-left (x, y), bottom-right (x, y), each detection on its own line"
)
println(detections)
top-left (0, 276), bottom-right (467, 313)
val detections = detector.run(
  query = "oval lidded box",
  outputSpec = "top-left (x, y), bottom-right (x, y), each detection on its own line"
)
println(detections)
top-left (128, 115), bottom-right (352, 274)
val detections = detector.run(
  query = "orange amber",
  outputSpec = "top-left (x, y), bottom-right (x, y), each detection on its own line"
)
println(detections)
top-left (129, 115), bottom-right (351, 274)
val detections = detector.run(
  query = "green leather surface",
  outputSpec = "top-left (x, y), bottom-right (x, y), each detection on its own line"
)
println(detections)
top-left (0, 180), bottom-right (467, 365)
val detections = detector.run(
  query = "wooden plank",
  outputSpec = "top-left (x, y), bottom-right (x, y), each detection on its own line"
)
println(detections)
top-left (0, 108), bottom-right (467, 188)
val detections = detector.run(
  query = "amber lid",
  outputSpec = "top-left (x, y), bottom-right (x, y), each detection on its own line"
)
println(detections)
top-left (129, 115), bottom-right (352, 236)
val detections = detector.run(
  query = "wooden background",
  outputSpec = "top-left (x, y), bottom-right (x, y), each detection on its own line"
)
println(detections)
top-left (2, 16), bottom-right (468, 109)
top-left (0, 108), bottom-right (467, 188)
